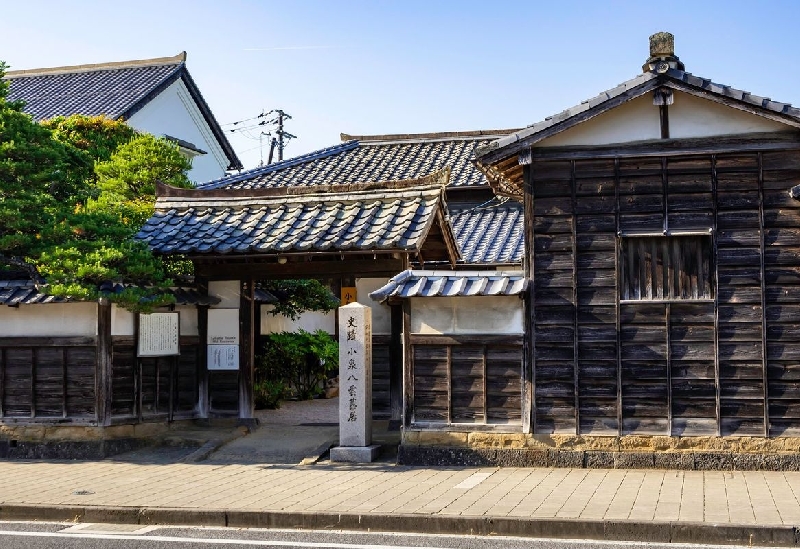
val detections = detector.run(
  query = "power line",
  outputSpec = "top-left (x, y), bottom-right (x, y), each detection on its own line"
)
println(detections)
top-left (225, 109), bottom-right (296, 163)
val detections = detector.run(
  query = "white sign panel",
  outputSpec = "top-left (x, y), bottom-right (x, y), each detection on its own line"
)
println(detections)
top-left (138, 312), bottom-right (180, 357)
top-left (208, 344), bottom-right (239, 370)
top-left (207, 308), bottom-right (239, 345)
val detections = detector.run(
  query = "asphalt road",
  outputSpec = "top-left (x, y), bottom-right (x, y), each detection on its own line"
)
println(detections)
top-left (0, 521), bottom-right (777, 549)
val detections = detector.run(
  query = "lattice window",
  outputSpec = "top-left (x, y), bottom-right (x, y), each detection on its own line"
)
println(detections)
top-left (620, 235), bottom-right (713, 301)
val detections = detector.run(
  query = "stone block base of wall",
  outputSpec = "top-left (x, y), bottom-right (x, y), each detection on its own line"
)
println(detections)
top-left (398, 431), bottom-right (800, 470)
top-left (0, 419), bottom-right (233, 460)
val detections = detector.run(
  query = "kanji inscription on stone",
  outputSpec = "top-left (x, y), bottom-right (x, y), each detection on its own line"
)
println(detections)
top-left (338, 302), bottom-right (372, 446)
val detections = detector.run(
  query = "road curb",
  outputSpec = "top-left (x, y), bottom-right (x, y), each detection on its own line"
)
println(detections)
top-left (1, 503), bottom-right (798, 546)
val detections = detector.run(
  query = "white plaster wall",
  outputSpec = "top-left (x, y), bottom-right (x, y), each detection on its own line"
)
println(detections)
top-left (111, 304), bottom-right (135, 336)
top-left (260, 307), bottom-right (335, 335)
top-left (356, 277), bottom-right (392, 335)
top-left (208, 280), bottom-right (240, 309)
top-left (536, 91), bottom-right (789, 148)
top-left (537, 94), bottom-right (660, 147)
top-left (668, 92), bottom-right (787, 138)
top-left (111, 304), bottom-right (198, 336)
top-left (410, 296), bottom-right (523, 335)
top-left (127, 79), bottom-right (229, 184)
top-left (176, 305), bottom-right (199, 336)
top-left (0, 303), bottom-right (97, 336)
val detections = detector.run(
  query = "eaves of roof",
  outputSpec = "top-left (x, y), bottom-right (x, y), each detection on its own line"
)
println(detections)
top-left (137, 170), bottom-right (461, 264)
top-left (369, 269), bottom-right (527, 302)
top-left (476, 68), bottom-right (800, 167)
top-left (5, 52), bottom-right (242, 171)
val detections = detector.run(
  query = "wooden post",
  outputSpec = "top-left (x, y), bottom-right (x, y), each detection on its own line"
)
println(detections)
top-left (402, 300), bottom-right (413, 428)
top-left (388, 303), bottom-right (403, 430)
top-left (712, 155), bottom-right (721, 436)
top-left (0, 348), bottom-right (4, 418)
top-left (96, 298), bottom-right (112, 426)
top-left (758, 152), bottom-right (769, 437)
top-left (197, 305), bottom-right (209, 419)
top-left (239, 278), bottom-right (256, 424)
top-left (522, 162), bottom-right (534, 434)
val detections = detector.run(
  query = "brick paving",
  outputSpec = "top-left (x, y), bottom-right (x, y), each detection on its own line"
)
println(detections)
top-left (1, 458), bottom-right (800, 526)
top-left (2, 398), bottom-right (800, 538)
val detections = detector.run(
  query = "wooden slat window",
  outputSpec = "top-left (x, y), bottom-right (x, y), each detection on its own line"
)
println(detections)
top-left (620, 235), bottom-right (712, 301)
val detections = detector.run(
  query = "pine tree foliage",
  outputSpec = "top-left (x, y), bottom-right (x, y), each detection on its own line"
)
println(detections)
top-left (0, 60), bottom-right (195, 311)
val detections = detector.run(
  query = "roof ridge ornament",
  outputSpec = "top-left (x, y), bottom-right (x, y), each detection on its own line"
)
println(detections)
top-left (642, 32), bottom-right (685, 73)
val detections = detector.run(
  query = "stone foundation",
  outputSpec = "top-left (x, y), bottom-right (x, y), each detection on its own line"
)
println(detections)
top-left (398, 430), bottom-right (800, 470)
top-left (0, 419), bottom-right (234, 460)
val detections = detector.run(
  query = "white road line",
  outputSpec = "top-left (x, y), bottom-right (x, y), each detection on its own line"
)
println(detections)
top-left (0, 529), bottom-right (453, 548)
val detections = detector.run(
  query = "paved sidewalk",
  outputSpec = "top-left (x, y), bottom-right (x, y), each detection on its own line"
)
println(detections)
top-left (2, 458), bottom-right (800, 545)
top-left (1, 399), bottom-right (799, 545)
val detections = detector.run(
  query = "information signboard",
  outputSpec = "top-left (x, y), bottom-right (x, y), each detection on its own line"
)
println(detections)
top-left (207, 309), bottom-right (239, 344)
top-left (208, 344), bottom-right (239, 370)
top-left (138, 312), bottom-right (180, 357)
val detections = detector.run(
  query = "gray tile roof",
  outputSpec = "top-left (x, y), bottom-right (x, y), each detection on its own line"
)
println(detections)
top-left (199, 130), bottom-right (516, 191)
top-left (0, 279), bottom-right (70, 306)
top-left (369, 270), bottom-right (527, 302)
top-left (0, 279), bottom-right (219, 306)
top-left (4, 53), bottom-right (242, 170)
top-left (136, 172), bottom-right (458, 260)
top-left (99, 282), bottom-right (221, 306)
top-left (450, 200), bottom-right (523, 265)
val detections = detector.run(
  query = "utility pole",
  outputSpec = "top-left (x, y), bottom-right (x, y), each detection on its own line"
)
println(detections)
top-left (274, 109), bottom-right (297, 162)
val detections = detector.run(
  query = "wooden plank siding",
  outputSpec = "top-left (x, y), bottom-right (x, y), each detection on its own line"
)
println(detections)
top-left (372, 335), bottom-right (391, 420)
top-left (529, 149), bottom-right (800, 436)
top-left (409, 334), bottom-right (523, 428)
top-left (0, 335), bottom-right (202, 424)
top-left (0, 338), bottom-right (97, 421)
top-left (110, 336), bottom-right (201, 421)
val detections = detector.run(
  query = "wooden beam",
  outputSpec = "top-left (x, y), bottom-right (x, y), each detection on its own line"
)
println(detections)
top-left (95, 298), bottom-right (112, 426)
top-left (197, 305), bottom-right (209, 419)
top-left (239, 279), bottom-right (256, 424)
top-left (196, 258), bottom-right (407, 281)
top-left (0, 337), bottom-right (96, 347)
top-left (408, 334), bottom-right (524, 346)
top-left (530, 132), bottom-right (800, 162)
top-left (522, 163), bottom-right (534, 434)
top-left (570, 160), bottom-right (580, 435)
top-left (758, 152), bottom-right (770, 437)
top-left (614, 158), bottom-right (623, 436)
top-left (712, 155), bottom-right (721, 436)
top-left (403, 301), bottom-right (413, 428)
top-left (0, 348), bottom-right (4, 419)
top-left (389, 304), bottom-right (403, 429)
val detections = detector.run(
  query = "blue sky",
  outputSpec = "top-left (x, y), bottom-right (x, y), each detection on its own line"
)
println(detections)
top-left (2, 1), bottom-right (799, 171)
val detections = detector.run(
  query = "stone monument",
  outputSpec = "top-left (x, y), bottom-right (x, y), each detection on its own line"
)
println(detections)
top-left (329, 302), bottom-right (380, 462)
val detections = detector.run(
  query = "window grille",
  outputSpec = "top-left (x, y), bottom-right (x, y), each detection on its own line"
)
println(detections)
top-left (620, 235), bottom-right (713, 301)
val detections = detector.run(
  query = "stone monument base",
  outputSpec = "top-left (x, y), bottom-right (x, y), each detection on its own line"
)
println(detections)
top-left (330, 444), bottom-right (381, 463)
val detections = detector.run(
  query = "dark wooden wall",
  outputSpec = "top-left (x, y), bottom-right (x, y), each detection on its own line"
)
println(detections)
top-left (530, 150), bottom-right (800, 436)
top-left (110, 336), bottom-right (200, 422)
top-left (410, 334), bottom-right (523, 427)
top-left (372, 335), bottom-right (391, 420)
top-left (0, 337), bottom-right (96, 421)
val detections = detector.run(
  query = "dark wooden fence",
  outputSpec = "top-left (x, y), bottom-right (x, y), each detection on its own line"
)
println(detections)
top-left (110, 336), bottom-right (200, 422)
top-left (0, 337), bottom-right (96, 421)
top-left (409, 334), bottom-right (523, 428)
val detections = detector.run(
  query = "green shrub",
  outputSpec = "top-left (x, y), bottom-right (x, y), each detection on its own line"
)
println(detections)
top-left (255, 329), bottom-right (339, 406)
